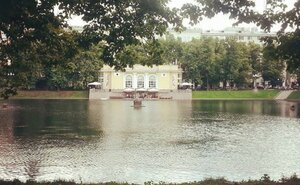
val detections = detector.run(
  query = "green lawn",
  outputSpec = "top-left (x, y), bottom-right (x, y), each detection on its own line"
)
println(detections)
top-left (193, 90), bottom-right (279, 99)
top-left (287, 91), bottom-right (300, 100)
top-left (12, 90), bottom-right (89, 99)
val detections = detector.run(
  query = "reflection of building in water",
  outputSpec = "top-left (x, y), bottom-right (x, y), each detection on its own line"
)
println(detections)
top-left (87, 101), bottom-right (192, 137)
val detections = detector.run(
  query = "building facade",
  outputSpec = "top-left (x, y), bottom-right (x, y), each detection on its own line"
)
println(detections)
top-left (166, 27), bottom-right (276, 44)
top-left (99, 64), bottom-right (182, 91)
top-left (89, 64), bottom-right (192, 100)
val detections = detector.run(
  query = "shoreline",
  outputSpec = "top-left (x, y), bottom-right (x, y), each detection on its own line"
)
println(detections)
top-left (1, 90), bottom-right (300, 101)
top-left (7, 90), bottom-right (89, 100)
top-left (1, 175), bottom-right (300, 185)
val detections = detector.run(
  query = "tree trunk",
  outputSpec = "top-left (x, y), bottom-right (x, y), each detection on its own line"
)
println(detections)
top-left (206, 74), bottom-right (209, 91)
top-left (223, 80), bottom-right (227, 89)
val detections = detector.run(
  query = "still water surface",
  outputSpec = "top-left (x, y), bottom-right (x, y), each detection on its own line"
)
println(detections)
top-left (0, 100), bottom-right (300, 183)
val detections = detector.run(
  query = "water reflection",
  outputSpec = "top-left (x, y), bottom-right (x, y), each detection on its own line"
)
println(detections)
top-left (192, 100), bottom-right (300, 118)
top-left (0, 100), bottom-right (300, 183)
top-left (7, 100), bottom-right (102, 138)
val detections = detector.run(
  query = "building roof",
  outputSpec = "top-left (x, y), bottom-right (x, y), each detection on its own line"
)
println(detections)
top-left (101, 64), bottom-right (182, 73)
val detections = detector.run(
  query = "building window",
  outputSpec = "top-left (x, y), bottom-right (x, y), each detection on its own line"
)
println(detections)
top-left (137, 75), bottom-right (144, 88)
top-left (149, 75), bottom-right (156, 88)
top-left (125, 75), bottom-right (133, 88)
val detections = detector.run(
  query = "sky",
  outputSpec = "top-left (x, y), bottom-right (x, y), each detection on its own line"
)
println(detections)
top-left (68, 0), bottom-right (296, 31)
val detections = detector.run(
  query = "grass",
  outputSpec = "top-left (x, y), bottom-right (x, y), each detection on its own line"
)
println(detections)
top-left (1, 175), bottom-right (300, 185)
top-left (8, 90), bottom-right (281, 100)
top-left (287, 91), bottom-right (300, 100)
top-left (11, 90), bottom-right (89, 99)
top-left (192, 90), bottom-right (279, 99)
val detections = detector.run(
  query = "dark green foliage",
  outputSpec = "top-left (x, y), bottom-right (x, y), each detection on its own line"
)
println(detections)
top-left (59, 0), bottom-right (182, 70)
top-left (159, 34), bottom-right (184, 65)
top-left (116, 40), bottom-right (165, 69)
top-left (267, 30), bottom-right (300, 73)
top-left (261, 45), bottom-right (285, 87)
top-left (180, 38), bottom-right (260, 89)
top-left (182, 37), bottom-right (219, 88)
top-left (0, 0), bottom-right (182, 98)
top-left (0, 0), bottom-right (64, 98)
top-left (181, 0), bottom-right (300, 71)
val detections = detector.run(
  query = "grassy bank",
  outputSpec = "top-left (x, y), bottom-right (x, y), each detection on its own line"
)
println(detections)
top-left (1, 175), bottom-right (300, 185)
top-left (287, 91), bottom-right (300, 100)
top-left (7, 90), bottom-right (281, 100)
top-left (11, 90), bottom-right (89, 99)
top-left (193, 90), bottom-right (279, 99)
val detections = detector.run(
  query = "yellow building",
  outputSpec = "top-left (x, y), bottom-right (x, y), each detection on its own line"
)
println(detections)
top-left (99, 64), bottom-right (182, 91)
top-left (89, 64), bottom-right (192, 100)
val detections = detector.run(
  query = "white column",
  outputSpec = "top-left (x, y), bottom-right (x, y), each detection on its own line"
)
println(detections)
top-left (156, 74), bottom-right (159, 89)
top-left (133, 73), bottom-right (137, 89)
top-left (145, 74), bottom-right (149, 89)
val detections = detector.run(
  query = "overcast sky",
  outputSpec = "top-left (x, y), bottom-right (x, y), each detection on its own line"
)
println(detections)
top-left (68, 0), bottom-right (296, 31)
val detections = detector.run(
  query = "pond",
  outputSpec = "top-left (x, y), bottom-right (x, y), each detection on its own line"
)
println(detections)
top-left (0, 99), bottom-right (300, 183)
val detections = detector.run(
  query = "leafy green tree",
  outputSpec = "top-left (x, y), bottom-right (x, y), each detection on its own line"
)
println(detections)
top-left (248, 42), bottom-right (263, 87)
top-left (234, 42), bottom-right (252, 88)
top-left (261, 45), bottom-right (285, 87)
top-left (182, 38), bottom-right (220, 89)
top-left (1, 28), bottom-right (103, 92)
top-left (181, 0), bottom-right (300, 71)
top-left (34, 33), bottom-right (103, 90)
top-left (159, 34), bottom-right (184, 64)
top-left (116, 40), bottom-right (165, 69)
top-left (179, 37), bottom-right (255, 89)
top-left (266, 31), bottom-right (300, 73)
top-left (0, 0), bottom-right (182, 98)
top-left (61, 0), bottom-right (182, 70)
top-left (68, 44), bottom-right (104, 89)
top-left (0, 0), bottom-right (67, 97)
top-left (217, 39), bottom-right (252, 89)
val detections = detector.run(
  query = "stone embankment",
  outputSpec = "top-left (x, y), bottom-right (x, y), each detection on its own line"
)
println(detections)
top-left (89, 89), bottom-right (192, 100)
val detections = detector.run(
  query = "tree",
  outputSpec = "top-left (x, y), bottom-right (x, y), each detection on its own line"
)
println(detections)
top-left (27, 31), bottom-right (103, 90)
top-left (60, 0), bottom-right (183, 70)
top-left (181, 0), bottom-right (300, 70)
top-left (182, 38), bottom-right (220, 89)
top-left (68, 44), bottom-right (104, 89)
top-left (248, 42), bottom-right (263, 87)
top-left (0, 0), bottom-right (183, 98)
top-left (180, 37), bottom-right (254, 89)
top-left (116, 40), bottom-right (165, 68)
top-left (261, 45), bottom-right (285, 87)
top-left (0, 0), bottom-right (64, 98)
top-left (159, 34), bottom-right (184, 64)
top-left (217, 39), bottom-right (252, 89)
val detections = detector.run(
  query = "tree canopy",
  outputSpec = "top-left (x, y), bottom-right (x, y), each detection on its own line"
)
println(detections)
top-left (181, 0), bottom-right (300, 71)
top-left (59, 0), bottom-right (183, 69)
top-left (0, 0), bottom-right (182, 98)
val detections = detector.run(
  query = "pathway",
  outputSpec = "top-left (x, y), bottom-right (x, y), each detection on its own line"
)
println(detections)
top-left (275, 90), bottom-right (294, 100)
